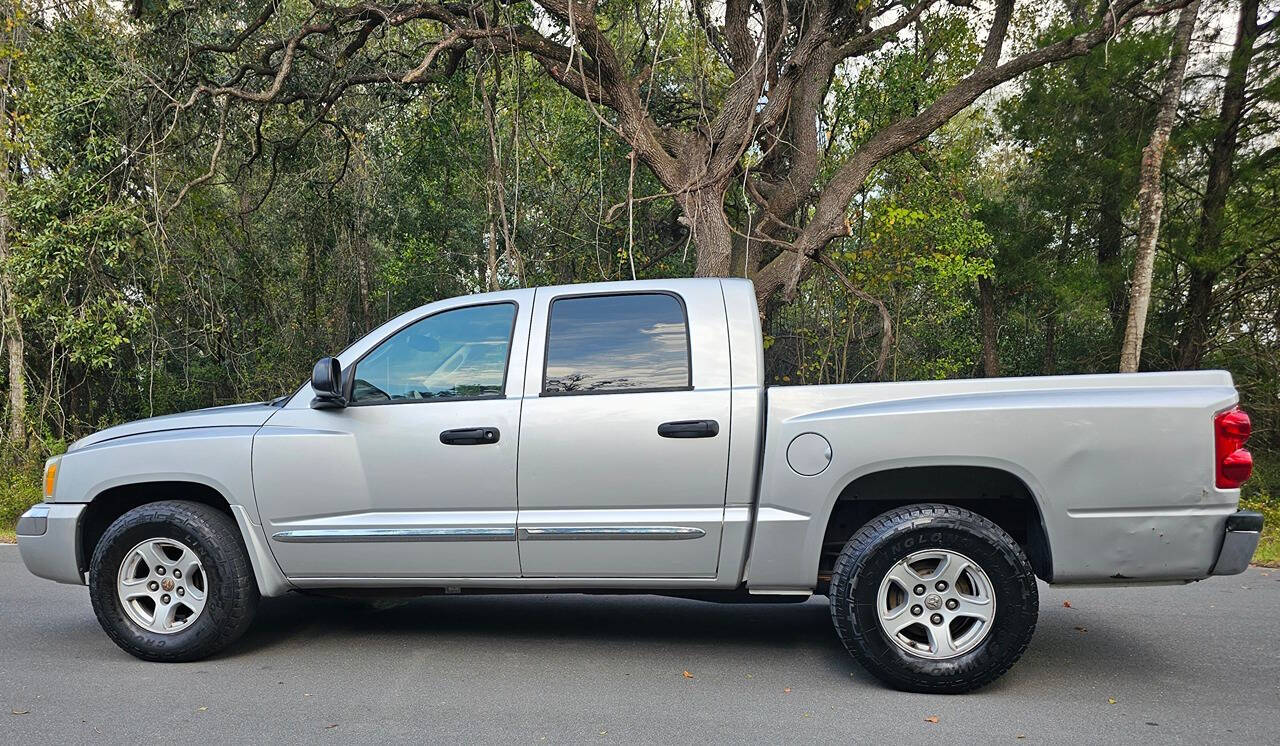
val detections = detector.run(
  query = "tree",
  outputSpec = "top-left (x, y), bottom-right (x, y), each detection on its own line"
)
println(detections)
top-left (1119, 0), bottom-right (1199, 372)
top-left (135, 0), bottom-right (1190, 378)
top-left (1175, 0), bottom-right (1274, 368)
top-left (0, 0), bottom-right (27, 444)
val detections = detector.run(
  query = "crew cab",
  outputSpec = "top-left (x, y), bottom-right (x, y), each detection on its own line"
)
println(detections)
top-left (17, 278), bottom-right (1262, 692)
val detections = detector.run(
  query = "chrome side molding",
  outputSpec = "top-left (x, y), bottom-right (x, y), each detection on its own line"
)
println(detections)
top-left (272, 527), bottom-right (515, 543)
top-left (517, 526), bottom-right (706, 541)
top-left (273, 526), bottom-right (708, 543)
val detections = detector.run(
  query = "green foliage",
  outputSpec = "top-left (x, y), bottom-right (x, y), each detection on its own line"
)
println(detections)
top-left (0, 448), bottom-right (43, 540)
top-left (1241, 452), bottom-right (1280, 567)
top-left (0, 1), bottom-right (1277, 479)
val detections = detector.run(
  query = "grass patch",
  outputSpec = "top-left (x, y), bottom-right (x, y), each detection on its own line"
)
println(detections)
top-left (1, 453), bottom-right (42, 541)
top-left (1240, 497), bottom-right (1279, 567)
top-left (1241, 449), bottom-right (1279, 567)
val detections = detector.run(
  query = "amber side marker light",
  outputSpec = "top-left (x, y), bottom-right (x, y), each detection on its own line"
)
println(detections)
top-left (43, 459), bottom-right (58, 501)
top-left (1214, 407), bottom-right (1253, 489)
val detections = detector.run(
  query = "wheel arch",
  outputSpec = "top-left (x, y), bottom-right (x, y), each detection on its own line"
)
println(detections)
top-left (77, 480), bottom-right (291, 597)
top-left (817, 464), bottom-right (1053, 590)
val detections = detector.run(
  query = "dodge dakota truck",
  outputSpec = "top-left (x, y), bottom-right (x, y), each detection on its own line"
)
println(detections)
top-left (17, 278), bottom-right (1262, 693)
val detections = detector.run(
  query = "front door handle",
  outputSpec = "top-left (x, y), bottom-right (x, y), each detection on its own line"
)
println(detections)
top-left (440, 427), bottom-right (501, 445)
top-left (657, 420), bottom-right (719, 439)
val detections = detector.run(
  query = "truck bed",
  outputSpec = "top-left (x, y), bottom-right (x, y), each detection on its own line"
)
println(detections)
top-left (748, 371), bottom-right (1239, 589)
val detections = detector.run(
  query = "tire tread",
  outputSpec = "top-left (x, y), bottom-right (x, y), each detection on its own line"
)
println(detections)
top-left (88, 500), bottom-right (258, 662)
top-left (829, 503), bottom-right (1038, 693)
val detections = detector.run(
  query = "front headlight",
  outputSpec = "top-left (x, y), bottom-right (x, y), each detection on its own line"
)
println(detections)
top-left (43, 457), bottom-right (60, 502)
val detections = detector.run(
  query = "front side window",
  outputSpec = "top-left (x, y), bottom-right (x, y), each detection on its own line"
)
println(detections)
top-left (351, 303), bottom-right (516, 403)
top-left (544, 293), bottom-right (691, 394)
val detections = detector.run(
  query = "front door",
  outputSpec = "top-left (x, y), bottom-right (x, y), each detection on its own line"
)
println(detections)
top-left (254, 293), bottom-right (532, 579)
top-left (516, 285), bottom-right (732, 577)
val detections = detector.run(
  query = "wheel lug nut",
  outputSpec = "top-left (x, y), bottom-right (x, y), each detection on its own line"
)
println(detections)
top-left (930, 613), bottom-right (943, 625)
top-left (161, 594), bottom-right (171, 604)
top-left (935, 580), bottom-right (948, 592)
top-left (911, 605), bottom-right (923, 616)
top-left (155, 566), bottom-right (166, 575)
top-left (148, 581), bottom-right (159, 591)
top-left (945, 598), bottom-right (959, 610)
top-left (177, 587), bottom-right (185, 596)
top-left (173, 569), bottom-right (182, 579)
top-left (913, 584), bottom-right (926, 596)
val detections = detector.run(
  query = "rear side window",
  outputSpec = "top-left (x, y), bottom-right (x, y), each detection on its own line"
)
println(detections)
top-left (543, 293), bottom-right (691, 394)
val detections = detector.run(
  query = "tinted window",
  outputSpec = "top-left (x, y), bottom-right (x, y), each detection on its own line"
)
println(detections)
top-left (351, 303), bottom-right (515, 403)
top-left (544, 293), bottom-right (690, 393)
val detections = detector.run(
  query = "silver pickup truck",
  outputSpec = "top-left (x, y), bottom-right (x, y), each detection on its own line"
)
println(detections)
top-left (17, 278), bottom-right (1261, 692)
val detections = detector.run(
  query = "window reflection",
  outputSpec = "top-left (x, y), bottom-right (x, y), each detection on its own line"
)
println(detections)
top-left (352, 303), bottom-right (515, 403)
top-left (544, 293), bottom-right (690, 393)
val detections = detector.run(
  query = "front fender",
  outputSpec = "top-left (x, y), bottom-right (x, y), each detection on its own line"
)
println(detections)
top-left (56, 427), bottom-right (261, 515)
top-left (49, 427), bottom-right (292, 597)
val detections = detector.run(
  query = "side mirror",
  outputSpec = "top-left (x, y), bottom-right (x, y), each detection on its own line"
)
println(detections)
top-left (310, 357), bottom-right (346, 409)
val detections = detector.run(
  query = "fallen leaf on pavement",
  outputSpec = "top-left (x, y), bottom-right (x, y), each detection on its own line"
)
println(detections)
top-left (1074, 626), bottom-right (1087, 632)
top-left (1063, 600), bottom-right (1072, 608)
top-left (924, 716), bottom-right (939, 724)
top-left (1016, 735), bottom-right (1026, 739)
top-left (324, 724), bottom-right (338, 730)
top-left (1107, 698), bottom-right (1117, 705)
top-left (783, 687), bottom-right (792, 694)
top-left (682, 670), bottom-right (694, 679)
top-left (197, 707), bottom-right (208, 712)
top-left (12, 709), bottom-right (30, 715)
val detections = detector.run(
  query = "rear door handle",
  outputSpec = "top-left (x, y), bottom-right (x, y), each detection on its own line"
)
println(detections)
top-left (439, 427), bottom-right (501, 445)
top-left (657, 420), bottom-right (719, 439)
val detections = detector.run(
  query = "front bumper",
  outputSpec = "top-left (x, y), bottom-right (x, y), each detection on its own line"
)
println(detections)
top-left (1211, 510), bottom-right (1263, 576)
top-left (16, 503), bottom-right (86, 585)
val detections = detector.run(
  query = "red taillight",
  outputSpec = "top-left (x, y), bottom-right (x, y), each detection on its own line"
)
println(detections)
top-left (1214, 407), bottom-right (1253, 488)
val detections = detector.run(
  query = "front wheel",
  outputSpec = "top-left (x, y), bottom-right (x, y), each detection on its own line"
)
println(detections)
top-left (829, 504), bottom-right (1038, 693)
top-left (88, 500), bottom-right (259, 662)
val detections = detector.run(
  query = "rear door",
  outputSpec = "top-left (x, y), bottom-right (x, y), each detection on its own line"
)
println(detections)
top-left (516, 281), bottom-right (732, 578)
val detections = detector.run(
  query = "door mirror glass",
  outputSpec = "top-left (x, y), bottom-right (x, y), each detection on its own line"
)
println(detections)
top-left (310, 356), bottom-right (345, 408)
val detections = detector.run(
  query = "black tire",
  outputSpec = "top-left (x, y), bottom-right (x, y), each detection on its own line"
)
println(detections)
top-left (829, 504), bottom-right (1038, 694)
top-left (88, 500), bottom-right (259, 662)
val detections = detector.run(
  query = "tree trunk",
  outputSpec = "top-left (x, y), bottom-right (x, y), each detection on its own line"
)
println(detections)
top-left (1043, 310), bottom-right (1057, 375)
top-left (1096, 192), bottom-right (1127, 348)
top-left (1176, 0), bottom-right (1259, 369)
top-left (977, 275), bottom-right (1000, 377)
top-left (0, 162), bottom-right (23, 445)
top-left (1176, 267), bottom-right (1217, 369)
top-left (1119, 0), bottom-right (1199, 372)
top-left (0, 5), bottom-right (25, 445)
top-left (681, 186), bottom-right (734, 278)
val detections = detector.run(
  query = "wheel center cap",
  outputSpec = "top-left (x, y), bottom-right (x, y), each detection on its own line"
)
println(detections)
top-left (160, 578), bottom-right (175, 592)
top-left (924, 593), bottom-right (943, 610)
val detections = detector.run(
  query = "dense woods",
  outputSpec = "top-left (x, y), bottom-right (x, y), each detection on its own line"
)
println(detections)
top-left (2, 1), bottom-right (1279, 527)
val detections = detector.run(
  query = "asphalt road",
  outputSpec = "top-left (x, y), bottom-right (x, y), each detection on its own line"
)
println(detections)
top-left (2, 545), bottom-right (1277, 744)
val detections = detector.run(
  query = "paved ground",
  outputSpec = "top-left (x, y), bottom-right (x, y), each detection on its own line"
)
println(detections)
top-left (2, 545), bottom-right (1277, 744)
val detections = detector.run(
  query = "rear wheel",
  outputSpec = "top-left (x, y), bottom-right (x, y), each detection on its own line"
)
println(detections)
top-left (89, 500), bottom-right (259, 662)
top-left (829, 504), bottom-right (1038, 693)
